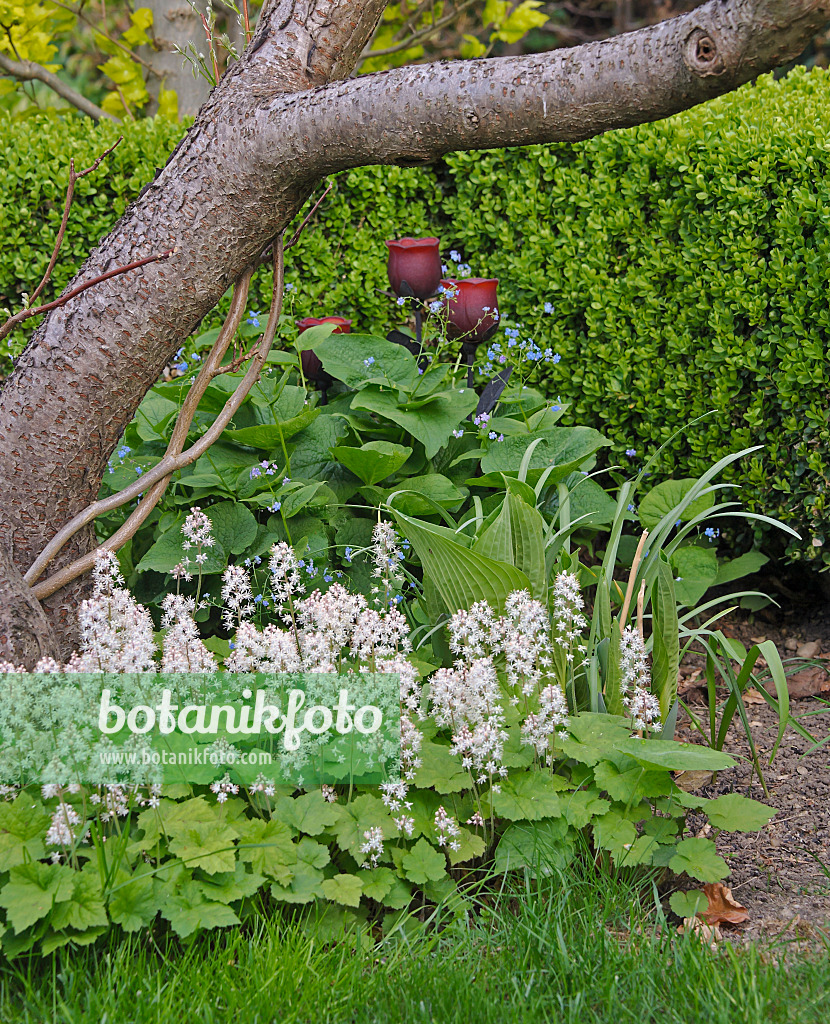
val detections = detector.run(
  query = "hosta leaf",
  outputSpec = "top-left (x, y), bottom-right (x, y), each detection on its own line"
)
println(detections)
top-left (473, 484), bottom-right (547, 599)
top-left (614, 739), bottom-right (736, 772)
top-left (651, 553), bottom-right (680, 721)
top-left (668, 837), bottom-right (729, 883)
top-left (392, 509), bottom-right (530, 615)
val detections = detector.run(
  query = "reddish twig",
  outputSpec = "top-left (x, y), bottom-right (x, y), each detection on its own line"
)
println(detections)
top-left (28, 243), bottom-right (285, 599)
top-left (0, 249), bottom-right (176, 345)
top-left (286, 181), bottom-right (334, 250)
top-left (29, 137), bottom-right (124, 307)
top-left (255, 181), bottom-right (334, 268)
top-left (242, 0), bottom-right (252, 44)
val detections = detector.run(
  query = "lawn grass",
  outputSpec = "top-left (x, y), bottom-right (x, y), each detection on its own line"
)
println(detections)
top-left (1, 863), bottom-right (827, 1024)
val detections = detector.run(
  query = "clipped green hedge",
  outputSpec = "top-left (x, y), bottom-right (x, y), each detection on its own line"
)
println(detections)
top-left (0, 112), bottom-right (440, 368)
top-left (2, 67), bottom-right (830, 565)
top-left (444, 68), bottom-right (830, 568)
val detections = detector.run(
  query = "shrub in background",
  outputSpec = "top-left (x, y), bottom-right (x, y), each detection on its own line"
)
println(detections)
top-left (444, 68), bottom-right (830, 567)
top-left (2, 67), bottom-right (829, 564)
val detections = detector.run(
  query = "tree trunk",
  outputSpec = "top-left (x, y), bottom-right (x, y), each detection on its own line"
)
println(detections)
top-left (0, 543), bottom-right (60, 667)
top-left (142, 1), bottom-right (214, 117)
top-left (0, 0), bottom-right (827, 664)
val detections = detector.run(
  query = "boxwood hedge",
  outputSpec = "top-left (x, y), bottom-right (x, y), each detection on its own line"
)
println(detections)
top-left (2, 68), bottom-right (829, 566)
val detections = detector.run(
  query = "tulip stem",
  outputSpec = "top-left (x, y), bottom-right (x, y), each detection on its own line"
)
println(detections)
top-left (414, 306), bottom-right (423, 353)
top-left (463, 341), bottom-right (476, 389)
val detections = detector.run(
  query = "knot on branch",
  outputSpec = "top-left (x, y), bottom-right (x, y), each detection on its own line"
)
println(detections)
top-left (683, 27), bottom-right (727, 77)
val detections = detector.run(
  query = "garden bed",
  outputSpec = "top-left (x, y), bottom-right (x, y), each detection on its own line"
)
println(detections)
top-left (674, 588), bottom-right (830, 941)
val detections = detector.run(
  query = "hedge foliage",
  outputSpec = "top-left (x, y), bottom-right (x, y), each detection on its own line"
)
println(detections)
top-left (2, 67), bottom-right (829, 565)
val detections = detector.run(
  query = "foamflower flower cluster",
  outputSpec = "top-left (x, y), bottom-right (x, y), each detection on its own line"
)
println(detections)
top-left (619, 625), bottom-right (661, 730)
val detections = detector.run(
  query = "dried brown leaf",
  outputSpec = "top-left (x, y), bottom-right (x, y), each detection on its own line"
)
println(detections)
top-left (700, 883), bottom-right (748, 926)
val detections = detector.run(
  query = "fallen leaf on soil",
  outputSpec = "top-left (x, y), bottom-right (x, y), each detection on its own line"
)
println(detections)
top-left (742, 688), bottom-right (766, 704)
top-left (673, 770), bottom-right (715, 792)
top-left (679, 916), bottom-right (722, 947)
top-left (677, 668), bottom-right (702, 695)
top-left (787, 666), bottom-right (830, 699)
top-left (700, 883), bottom-right (749, 926)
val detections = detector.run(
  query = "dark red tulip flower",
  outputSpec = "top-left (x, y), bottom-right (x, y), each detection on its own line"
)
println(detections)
top-left (385, 237), bottom-right (442, 300)
top-left (440, 278), bottom-right (499, 345)
top-left (297, 316), bottom-right (351, 381)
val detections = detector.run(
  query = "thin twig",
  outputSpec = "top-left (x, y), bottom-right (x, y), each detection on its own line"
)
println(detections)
top-left (285, 182), bottom-right (334, 250)
top-left (619, 530), bottom-right (649, 633)
top-left (356, 0), bottom-right (477, 65)
top-left (49, 0), bottom-right (160, 74)
top-left (113, 83), bottom-right (136, 120)
top-left (255, 182), bottom-right (334, 267)
top-left (29, 244), bottom-right (285, 599)
top-left (29, 138), bottom-right (124, 307)
top-left (0, 250), bottom-right (176, 345)
top-left (242, 0), bottom-right (252, 44)
top-left (27, 268), bottom-right (255, 597)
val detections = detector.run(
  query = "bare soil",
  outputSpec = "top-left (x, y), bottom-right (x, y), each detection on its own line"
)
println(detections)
top-left (672, 581), bottom-right (830, 943)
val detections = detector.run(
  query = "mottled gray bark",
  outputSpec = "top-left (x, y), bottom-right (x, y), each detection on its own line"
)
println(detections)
top-left (0, 544), bottom-right (60, 667)
top-left (0, 0), bottom-right (827, 663)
